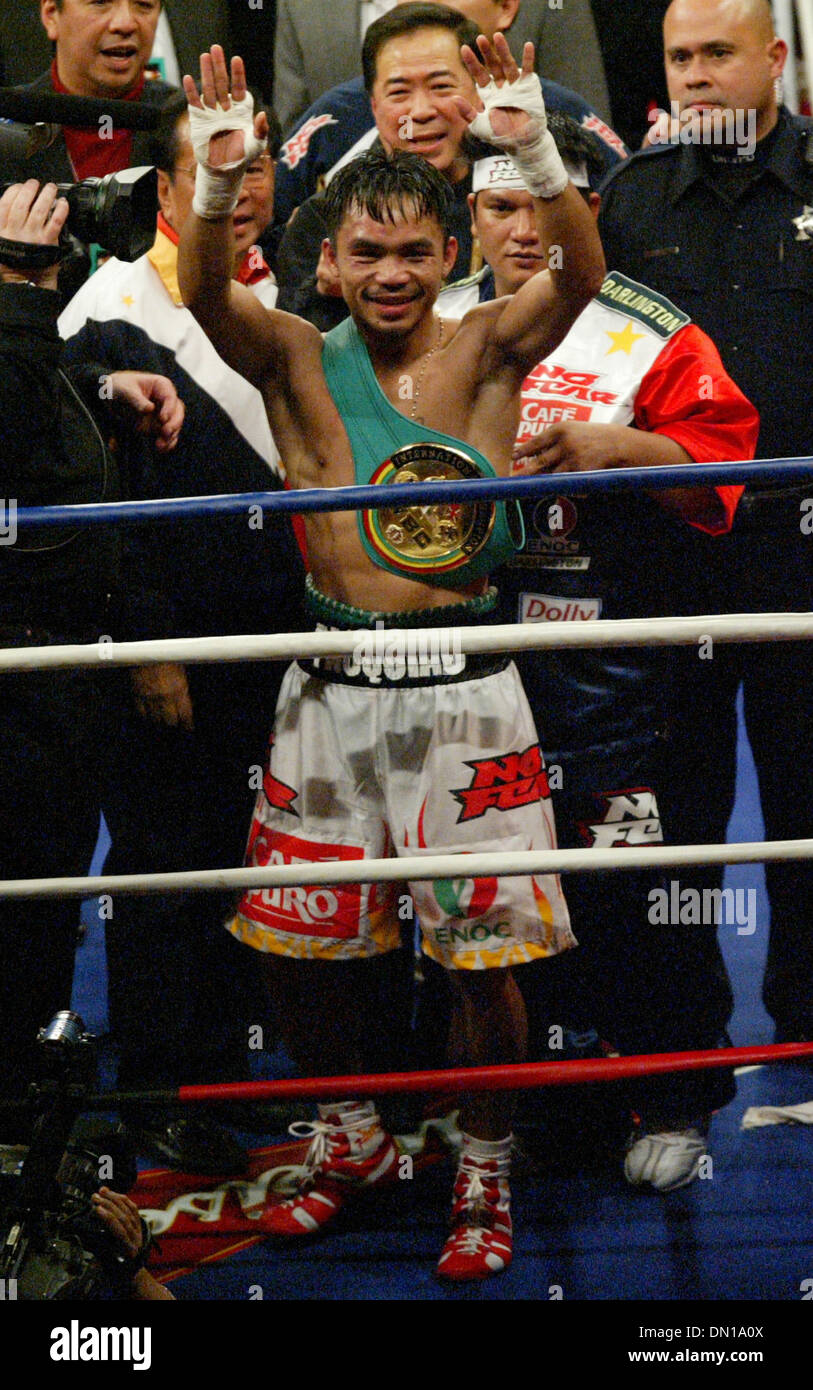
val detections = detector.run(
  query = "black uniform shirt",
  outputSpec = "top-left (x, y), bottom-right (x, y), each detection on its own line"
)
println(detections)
top-left (597, 108), bottom-right (813, 465)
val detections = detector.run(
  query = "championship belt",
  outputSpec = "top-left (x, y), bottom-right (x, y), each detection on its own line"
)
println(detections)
top-left (362, 442), bottom-right (514, 578)
top-left (321, 317), bottom-right (524, 588)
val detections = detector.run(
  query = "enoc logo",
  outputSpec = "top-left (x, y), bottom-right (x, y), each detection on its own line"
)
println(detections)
top-left (433, 875), bottom-right (499, 919)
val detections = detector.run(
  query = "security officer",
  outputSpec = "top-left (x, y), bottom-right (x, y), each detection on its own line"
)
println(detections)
top-left (597, 0), bottom-right (813, 1043)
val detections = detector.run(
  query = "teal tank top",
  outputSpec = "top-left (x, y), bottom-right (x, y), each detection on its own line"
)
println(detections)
top-left (321, 317), bottom-right (523, 589)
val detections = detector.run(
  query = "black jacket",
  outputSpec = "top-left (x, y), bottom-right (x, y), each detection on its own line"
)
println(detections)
top-left (598, 108), bottom-right (813, 464)
top-left (0, 281), bottom-right (120, 632)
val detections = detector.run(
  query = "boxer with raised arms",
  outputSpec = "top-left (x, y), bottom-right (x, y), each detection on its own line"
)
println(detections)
top-left (179, 35), bottom-right (604, 1282)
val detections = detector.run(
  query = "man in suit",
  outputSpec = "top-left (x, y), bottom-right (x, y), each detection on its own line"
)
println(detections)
top-left (269, 2), bottom-right (625, 268)
top-left (272, 3), bottom-right (625, 328)
top-left (273, 0), bottom-right (611, 132)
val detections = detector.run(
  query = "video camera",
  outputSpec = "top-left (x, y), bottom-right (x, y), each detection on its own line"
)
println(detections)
top-left (0, 90), bottom-right (159, 261)
top-left (0, 1012), bottom-right (143, 1300)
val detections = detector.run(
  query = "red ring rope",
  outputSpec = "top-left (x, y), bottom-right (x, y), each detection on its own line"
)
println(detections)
top-left (175, 1042), bottom-right (813, 1106)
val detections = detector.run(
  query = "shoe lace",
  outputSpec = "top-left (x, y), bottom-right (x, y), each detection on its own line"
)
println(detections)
top-left (453, 1163), bottom-right (500, 1230)
top-left (287, 1120), bottom-right (336, 1181)
top-left (453, 1226), bottom-right (494, 1256)
top-left (631, 1127), bottom-right (706, 1152)
top-left (287, 1108), bottom-right (383, 1185)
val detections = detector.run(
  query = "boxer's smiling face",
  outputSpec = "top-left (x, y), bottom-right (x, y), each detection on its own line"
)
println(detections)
top-left (326, 203), bottom-right (457, 339)
top-left (40, 0), bottom-right (161, 99)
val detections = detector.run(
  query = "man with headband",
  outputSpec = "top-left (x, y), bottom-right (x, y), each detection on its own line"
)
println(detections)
top-left (178, 38), bottom-right (604, 1280)
top-left (442, 119), bottom-right (758, 1191)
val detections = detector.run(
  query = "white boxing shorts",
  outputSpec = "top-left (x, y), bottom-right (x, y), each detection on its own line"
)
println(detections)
top-left (227, 645), bottom-right (574, 971)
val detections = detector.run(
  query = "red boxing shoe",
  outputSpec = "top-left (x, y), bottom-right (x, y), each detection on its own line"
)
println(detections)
top-left (437, 1157), bottom-right (513, 1281)
top-left (258, 1103), bottom-right (399, 1239)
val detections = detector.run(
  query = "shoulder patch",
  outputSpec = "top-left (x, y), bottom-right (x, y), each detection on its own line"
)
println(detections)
top-left (280, 114), bottom-right (339, 170)
top-left (598, 271), bottom-right (690, 340)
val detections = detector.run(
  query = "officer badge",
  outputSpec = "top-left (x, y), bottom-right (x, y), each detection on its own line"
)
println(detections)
top-left (791, 205), bottom-right (813, 242)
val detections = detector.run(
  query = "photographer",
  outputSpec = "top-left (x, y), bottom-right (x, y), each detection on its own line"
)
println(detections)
top-left (0, 1), bottom-right (174, 300)
top-left (0, 178), bottom-right (182, 1138)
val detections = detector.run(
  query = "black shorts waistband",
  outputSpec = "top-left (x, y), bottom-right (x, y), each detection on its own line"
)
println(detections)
top-left (300, 577), bottom-right (508, 685)
top-left (297, 646), bottom-right (510, 688)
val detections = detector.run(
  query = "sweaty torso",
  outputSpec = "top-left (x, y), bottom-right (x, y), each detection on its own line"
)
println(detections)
top-left (263, 304), bottom-right (520, 613)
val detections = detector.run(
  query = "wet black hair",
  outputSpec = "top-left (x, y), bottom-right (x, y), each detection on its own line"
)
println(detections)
top-left (145, 91), bottom-right (188, 173)
top-left (323, 146), bottom-right (456, 244)
top-left (546, 111), bottom-right (605, 185)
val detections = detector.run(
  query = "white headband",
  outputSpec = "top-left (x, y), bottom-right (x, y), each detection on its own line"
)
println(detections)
top-left (472, 153), bottom-right (590, 193)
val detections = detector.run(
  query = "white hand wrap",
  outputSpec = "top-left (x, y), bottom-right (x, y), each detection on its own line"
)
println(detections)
top-left (188, 94), bottom-right (265, 220)
top-left (467, 72), bottom-right (569, 199)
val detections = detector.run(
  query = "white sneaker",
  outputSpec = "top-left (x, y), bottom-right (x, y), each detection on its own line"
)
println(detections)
top-left (624, 1126), bottom-right (709, 1192)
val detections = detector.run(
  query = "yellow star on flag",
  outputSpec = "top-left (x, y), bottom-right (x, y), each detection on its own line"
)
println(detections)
top-left (605, 321), bottom-right (646, 356)
top-left (121, 293), bottom-right (135, 307)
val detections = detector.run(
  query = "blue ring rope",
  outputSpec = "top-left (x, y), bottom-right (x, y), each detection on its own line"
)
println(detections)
top-left (9, 456), bottom-right (813, 529)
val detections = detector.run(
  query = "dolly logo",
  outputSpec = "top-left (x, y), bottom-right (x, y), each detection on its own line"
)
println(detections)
top-left (452, 744), bottom-right (549, 823)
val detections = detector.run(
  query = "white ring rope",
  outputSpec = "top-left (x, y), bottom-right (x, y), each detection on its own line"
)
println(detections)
top-left (1, 611), bottom-right (812, 673)
top-left (1, 839), bottom-right (813, 901)
top-left (4, 607), bottom-right (810, 900)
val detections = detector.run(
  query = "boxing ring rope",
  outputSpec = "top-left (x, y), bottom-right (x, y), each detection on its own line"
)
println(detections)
top-left (0, 1044), bottom-right (810, 1118)
top-left (4, 456), bottom-right (813, 1102)
top-left (1, 837), bottom-right (813, 902)
top-left (9, 454), bottom-right (813, 531)
top-left (1, 613), bottom-right (812, 674)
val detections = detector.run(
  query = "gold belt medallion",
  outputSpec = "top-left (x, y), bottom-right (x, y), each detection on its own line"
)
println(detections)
top-left (364, 443), bottom-right (495, 574)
